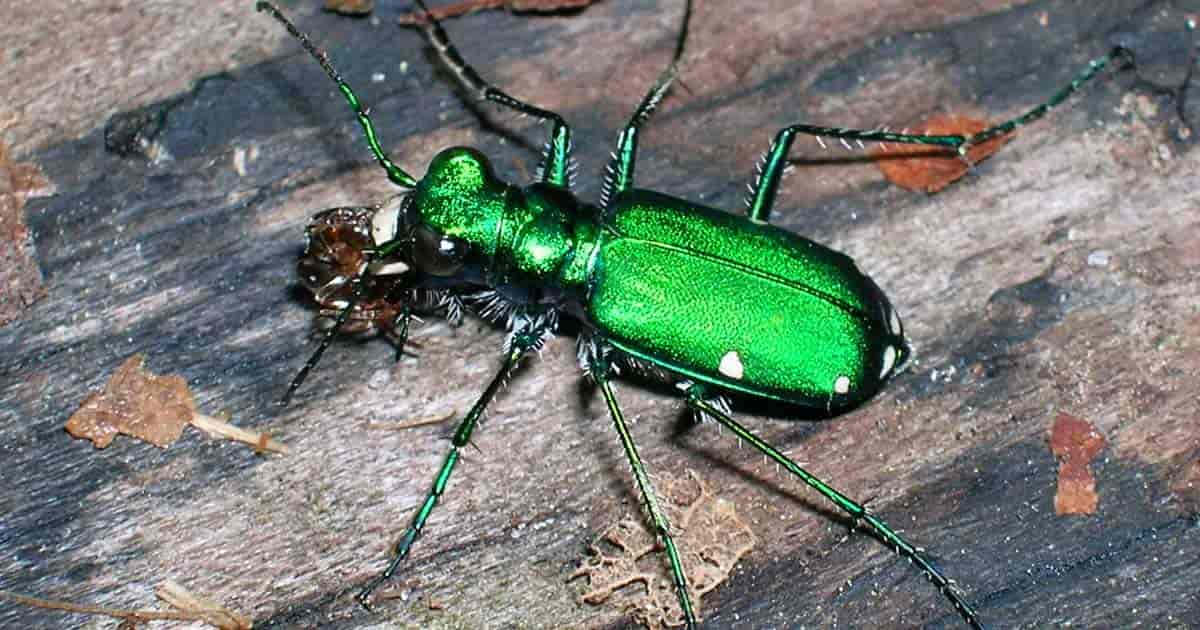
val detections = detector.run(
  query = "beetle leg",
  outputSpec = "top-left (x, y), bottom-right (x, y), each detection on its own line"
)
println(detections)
top-left (356, 319), bottom-right (550, 608)
top-left (588, 352), bottom-right (698, 629)
top-left (599, 0), bottom-right (692, 210)
top-left (388, 307), bottom-right (413, 362)
top-left (280, 298), bottom-right (357, 406)
top-left (685, 389), bottom-right (987, 630)
top-left (410, 0), bottom-right (574, 188)
top-left (744, 45), bottom-right (1132, 223)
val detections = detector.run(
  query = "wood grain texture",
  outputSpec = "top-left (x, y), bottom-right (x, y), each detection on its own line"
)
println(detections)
top-left (2, 1), bottom-right (1198, 629)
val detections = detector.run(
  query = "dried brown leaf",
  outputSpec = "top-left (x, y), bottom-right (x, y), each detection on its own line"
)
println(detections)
top-left (66, 354), bottom-right (192, 448)
top-left (66, 354), bottom-right (289, 453)
top-left (872, 113), bottom-right (1013, 193)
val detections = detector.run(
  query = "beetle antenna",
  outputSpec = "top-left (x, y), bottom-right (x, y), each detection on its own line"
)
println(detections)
top-left (256, 1), bottom-right (419, 189)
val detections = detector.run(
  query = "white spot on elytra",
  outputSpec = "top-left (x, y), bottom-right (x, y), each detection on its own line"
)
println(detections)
top-left (833, 375), bottom-right (851, 395)
top-left (880, 345), bottom-right (897, 379)
top-left (889, 308), bottom-right (902, 336)
top-left (719, 351), bottom-right (744, 380)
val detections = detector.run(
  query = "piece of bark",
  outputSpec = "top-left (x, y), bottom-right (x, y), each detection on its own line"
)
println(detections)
top-left (1049, 412), bottom-right (1107, 515)
top-left (0, 134), bottom-right (54, 326)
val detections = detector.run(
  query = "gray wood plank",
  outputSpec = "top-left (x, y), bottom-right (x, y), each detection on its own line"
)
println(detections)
top-left (2, 1), bottom-right (1197, 628)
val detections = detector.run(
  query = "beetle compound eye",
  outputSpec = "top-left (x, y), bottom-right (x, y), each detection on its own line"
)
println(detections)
top-left (413, 224), bottom-right (467, 277)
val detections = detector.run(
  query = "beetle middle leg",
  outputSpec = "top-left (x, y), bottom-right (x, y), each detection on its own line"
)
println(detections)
top-left (685, 387), bottom-right (986, 630)
top-left (410, 0), bottom-right (574, 187)
top-left (585, 348), bottom-right (699, 628)
top-left (743, 46), bottom-right (1133, 223)
top-left (356, 317), bottom-right (552, 607)
top-left (599, 0), bottom-right (692, 209)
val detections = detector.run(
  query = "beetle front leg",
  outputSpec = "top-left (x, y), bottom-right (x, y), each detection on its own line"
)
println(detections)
top-left (356, 319), bottom-right (549, 608)
top-left (743, 45), bottom-right (1132, 223)
top-left (685, 388), bottom-right (986, 630)
top-left (411, 0), bottom-right (574, 188)
top-left (587, 353), bottom-right (698, 629)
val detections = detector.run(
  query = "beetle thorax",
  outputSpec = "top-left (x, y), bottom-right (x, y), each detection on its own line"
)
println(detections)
top-left (412, 147), bottom-right (599, 297)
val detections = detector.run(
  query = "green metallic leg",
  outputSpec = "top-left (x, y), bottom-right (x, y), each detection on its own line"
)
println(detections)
top-left (744, 46), bottom-right (1132, 223)
top-left (590, 358), bottom-right (697, 629)
top-left (257, 2), bottom-right (418, 189)
top-left (389, 308), bottom-right (413, 362)
top-left (356, 321), bottom-right (548, 607)
top-left (411, 0), bottom-right (573, 187)
top-left (685, 389), bottom-right (986, 630)
top-left (600, 0), bottom-right (692, 207)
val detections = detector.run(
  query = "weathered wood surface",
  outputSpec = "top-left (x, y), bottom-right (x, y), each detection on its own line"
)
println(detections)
top-left (2, 1), bottom-right (1198, 628)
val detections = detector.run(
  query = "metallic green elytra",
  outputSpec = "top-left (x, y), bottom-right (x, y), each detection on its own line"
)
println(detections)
top-left (258, 0), bottom-right (1135, 628)
top-left (590, 190), bottom-right (907, 407)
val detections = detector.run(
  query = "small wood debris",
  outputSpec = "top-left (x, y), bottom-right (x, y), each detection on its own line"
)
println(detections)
top-left (364, 409), bottom-right (457, 431)
top-left (190, 410), bottom-right (289, 455)
top-left (570, 469), bottom-right (756, 629)
top-left (155, 580), bottom-right (253, 630)
top-left (0, 580), bottom-right (250, 630)
top-left (0, 132), bottom-right (55, 326)
top-left (872, 113), bottom-right (1013, 193)
top-left (1049, 412), bottom-right (1107, 515)
top-left (66, 354), bottom-right (287, 453)
top-left (398, 0), bottom-right (599, 24)
top-left (324, 0), bottom-right (374, 16)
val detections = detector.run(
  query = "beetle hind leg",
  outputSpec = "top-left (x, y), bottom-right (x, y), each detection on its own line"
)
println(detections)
top-left (744, 45), bottom-right (1132, 223)
top-left (684, 386), bottom-right (987, 630)
top-left (584, 347), bottom-right (699, 629)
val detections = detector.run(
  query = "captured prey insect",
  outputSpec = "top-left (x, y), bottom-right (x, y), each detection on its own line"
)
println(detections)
top-left (257, 1), bottom-right (1133, 627)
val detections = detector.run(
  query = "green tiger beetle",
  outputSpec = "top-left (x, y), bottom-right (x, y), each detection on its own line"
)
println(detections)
top-left (257, 1), bottom-right (1135, 627)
